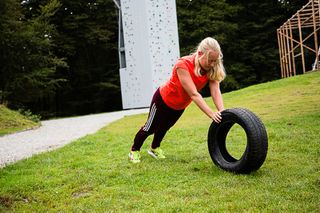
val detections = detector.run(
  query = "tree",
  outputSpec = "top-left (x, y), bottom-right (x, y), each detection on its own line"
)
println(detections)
top-left (0, 0), bottom-right (67, 116)
top-left (176, 0), bottom-right (289, 92)
top-left (0, 0), bottom-right (21, 104)
top-left (176, 0), bottom-right (244, 92)
top-left (2, 0), bottom-right (121, 118)
top-left (224, 0), bottom-right (286, 88)
top-left (48, 0), bottom-right (121, 116)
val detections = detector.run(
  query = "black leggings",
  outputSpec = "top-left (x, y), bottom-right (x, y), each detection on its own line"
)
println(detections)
top-left (131, 88), bottom-right (184, 151)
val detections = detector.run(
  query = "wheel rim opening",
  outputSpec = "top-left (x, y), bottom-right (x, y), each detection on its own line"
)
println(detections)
top-left (225, 123), bottom-right (247, 160)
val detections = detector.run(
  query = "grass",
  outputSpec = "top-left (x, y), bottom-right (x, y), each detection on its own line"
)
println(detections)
top-left (0, 71), bottom-right (319, 211)
top-left (0, 105), bottom-right (40, 136)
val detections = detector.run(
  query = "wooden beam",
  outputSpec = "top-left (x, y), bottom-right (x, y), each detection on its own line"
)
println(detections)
top-left (285, 26), bottom-right (292, 76)
top-left (298, 13), bottom-right (306, 74)
top-left (312, 0), bottom-right (319, 69)
top-left (277, 30), bottom-right (284, 78)
top-left (289, 23), bottom-right (296, 75)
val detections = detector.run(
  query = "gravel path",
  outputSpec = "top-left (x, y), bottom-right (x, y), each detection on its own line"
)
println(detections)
top-left (0, 108), bottom-right (148, 168)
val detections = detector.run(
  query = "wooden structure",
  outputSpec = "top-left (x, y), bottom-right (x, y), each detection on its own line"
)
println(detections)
top-left (277, 0), bottom-right (320, 78)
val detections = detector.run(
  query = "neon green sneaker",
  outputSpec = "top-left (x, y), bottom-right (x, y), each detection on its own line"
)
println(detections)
top-left (148, 147), bottom-right (166, 159)
top-left (128, 151), bottom-right (141, 163)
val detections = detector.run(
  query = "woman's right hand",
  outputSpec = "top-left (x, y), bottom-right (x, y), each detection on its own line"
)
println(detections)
top-left (212, 111), bottom-right (222, 123)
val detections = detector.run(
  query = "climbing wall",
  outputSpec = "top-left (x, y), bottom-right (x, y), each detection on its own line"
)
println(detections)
top-left (119, 0), bottom-right (180, 109)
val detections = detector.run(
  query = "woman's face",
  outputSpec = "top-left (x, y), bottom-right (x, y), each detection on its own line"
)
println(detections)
top-left (199, 50), bottom-right (219, 71)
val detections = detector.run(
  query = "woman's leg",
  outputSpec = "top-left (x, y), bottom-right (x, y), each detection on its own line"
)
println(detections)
top-left (131, 88), bottom-right (183, 151)
top-left (131, 89), bottom-right (161, 151)
top-left (151, 108), bottom-right (184, 149)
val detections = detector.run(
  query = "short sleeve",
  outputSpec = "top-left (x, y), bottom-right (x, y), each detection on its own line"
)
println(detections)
top-left (175, 59), bottom-right (188, 71)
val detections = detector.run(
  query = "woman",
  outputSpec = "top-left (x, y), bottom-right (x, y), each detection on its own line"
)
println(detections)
top-left (129, 37), bottom-right (226, 163)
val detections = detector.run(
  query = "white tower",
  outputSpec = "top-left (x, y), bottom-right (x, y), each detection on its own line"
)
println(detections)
top-left (113, 0), bottom-right (180, 109)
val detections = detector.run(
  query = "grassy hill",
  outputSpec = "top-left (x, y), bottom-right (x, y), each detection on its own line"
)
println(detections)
top-left (0, 71), bottom-right (319, 211)
top-left (0, 105), bottom-right (40, 136)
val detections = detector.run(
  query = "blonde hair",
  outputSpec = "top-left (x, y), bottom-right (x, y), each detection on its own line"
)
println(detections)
top-left (194, 37), bottom-right (226, 82)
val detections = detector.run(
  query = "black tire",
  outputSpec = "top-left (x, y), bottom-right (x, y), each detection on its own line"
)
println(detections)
top-left (207, 108), bottom-right (268, 174)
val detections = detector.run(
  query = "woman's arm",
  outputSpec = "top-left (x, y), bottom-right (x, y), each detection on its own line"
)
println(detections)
top-left (209, 80), bottom-right (224, 112)
top-left (177, 68), bottom-right (222, 123)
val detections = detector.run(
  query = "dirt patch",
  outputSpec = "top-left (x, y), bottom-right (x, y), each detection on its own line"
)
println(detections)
top-left (0, 196), bottom-right (13, 208)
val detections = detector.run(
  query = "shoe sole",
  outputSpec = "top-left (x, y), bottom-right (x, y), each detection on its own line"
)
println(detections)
top-left (147, 150), bottom-right (158, 159)
top-left (147, 150), bottom-right (166, 159)
top-left (128, 153), bottom-right (140, 163)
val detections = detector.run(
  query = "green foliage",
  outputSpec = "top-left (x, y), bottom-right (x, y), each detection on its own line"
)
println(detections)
top-left (222, 0), bottom-right (286, 89)
top-left (0, 105), bottom-right (39, 136)
top-left (0, 71), bottom-right (319, 211)
top-left (47, 0), bottom-right (121, 117)
top-left (17, 109), bottom-right (41, 123)
top-left (0, 0), bottom-right (67, 114)
top-left (176, 0), bottom-right (239, 55)
top-left (176, 0), bottom-right (290, 91)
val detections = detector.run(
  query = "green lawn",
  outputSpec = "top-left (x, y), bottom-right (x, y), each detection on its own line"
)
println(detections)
top-left (0, 71), bottom-right (319, 211)
top-left (0, 105), bottom-right (39, 136)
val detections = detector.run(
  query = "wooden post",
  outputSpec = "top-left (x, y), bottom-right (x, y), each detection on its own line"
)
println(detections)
top-left (285, 26), bottom-right (292, 76)
top-left (298, 13), bottom-right (306, 74)
top-left (312, 0), bottom-right (319, 70)
top-left (289, 23), bottom-right (296, 76)
top-left (318, 0), bottom-right (320, 69)
top-left (279, 28), bottom-right (286, 78)
top-left (284, 27), bottom-right (289, 77)
top-left (281, 28), bottom-right (288, 77)
top-left (277, 30), bottom-right (284, 78)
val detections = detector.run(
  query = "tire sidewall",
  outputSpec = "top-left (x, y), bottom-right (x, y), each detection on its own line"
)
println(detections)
top-left (208, 108), bottom-right (268, 174)
top-left (209, 111), bottom-right (249, 172)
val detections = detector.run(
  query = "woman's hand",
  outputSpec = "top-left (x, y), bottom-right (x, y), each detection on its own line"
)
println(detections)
top-left (212, 111), bottom-right (222, 123)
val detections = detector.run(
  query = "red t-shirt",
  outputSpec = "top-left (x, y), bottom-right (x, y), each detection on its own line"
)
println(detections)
top-left (160, 54), bottom-right (208, 110)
